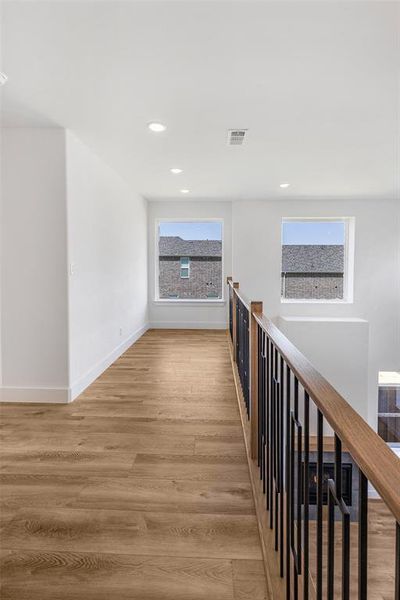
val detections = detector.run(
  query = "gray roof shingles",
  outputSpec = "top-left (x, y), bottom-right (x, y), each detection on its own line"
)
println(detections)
top-left (159, 236), bottom-right (222, 257)
top-left (282, 245), bottom-right (344, 273)
top-left (159, 237), bottom-right (344, 273)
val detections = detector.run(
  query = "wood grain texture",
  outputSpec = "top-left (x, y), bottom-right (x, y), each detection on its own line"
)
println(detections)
top-left (131, 453), bottom-right (251, 482)
top-left (232, 560), bottom-right (269, 600)
top-left (228, 338), bottom-right (285, 600)
top-left (0, 328), bottom-right (268, 600)
top-left (3, 508), bottom-right (263, 559)
top-left (72, 477), bottom-right (255, 514)
top-left (0, 550), bottom-right (235, 600)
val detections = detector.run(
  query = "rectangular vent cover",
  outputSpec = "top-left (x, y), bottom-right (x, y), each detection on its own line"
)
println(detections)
top-left (227, 129), bottom-right (247, 145)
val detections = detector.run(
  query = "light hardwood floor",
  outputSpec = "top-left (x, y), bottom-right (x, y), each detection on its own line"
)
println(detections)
top-left (0, 329), bottom-right (268, 600)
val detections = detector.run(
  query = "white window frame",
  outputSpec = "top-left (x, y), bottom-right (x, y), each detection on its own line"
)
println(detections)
top-left (180, 257), bottom-right (190, 279)
top-left (280, 217), bottom-right (355, 304)
top-left (155, 218), bottom-right (225, 304)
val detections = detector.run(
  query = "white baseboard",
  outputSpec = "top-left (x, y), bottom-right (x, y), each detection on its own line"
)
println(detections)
top-left (0, 322), bottom-right (149, 404)
top-left (150, 321), bottom-right (227, 330)
top-left (0, 387), bottom-right (69, 403)
top-left (68, 322), bottom-right (149, 401)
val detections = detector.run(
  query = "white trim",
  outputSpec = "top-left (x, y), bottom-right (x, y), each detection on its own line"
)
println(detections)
top-left (155, 217), bottom-right (224, 301)
top-left (150, 321), bottom-right (227, 330)
top-left (281, 298), bottom-right (353, 305)
top-left (280, 316), bottom-right (367, 323)
top-left (69, 322), bottom-right (149, 401)
top-left (0, 387), bottom-right (69, 403)
top-left (152, 299), bottom-right (226, 306)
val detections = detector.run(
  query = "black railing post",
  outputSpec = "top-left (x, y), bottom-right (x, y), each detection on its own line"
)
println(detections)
top-left (396, 522), bottom-right (400, 600)
top-left (250, 301), bottom-right (263, 459)
top-left (358, 470), bottom-right (368, 600)
top-left (231, 282), bottom-right (239, 363)
top-left (285, 363), bottom-right (291, 600)
top-left (316, 410), bottom-right (324, 600)
top-left (227, 277), bottom-right (233, 341)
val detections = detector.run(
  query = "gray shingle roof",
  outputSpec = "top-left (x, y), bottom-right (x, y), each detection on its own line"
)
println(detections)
top-left (159, 236), bottom-right (222, 257)
top-left (282, 245), bottom-right (344, 273)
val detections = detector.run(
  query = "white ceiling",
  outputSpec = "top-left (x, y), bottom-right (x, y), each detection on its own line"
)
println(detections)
top-left (1, 1), bottom-right (399, 201)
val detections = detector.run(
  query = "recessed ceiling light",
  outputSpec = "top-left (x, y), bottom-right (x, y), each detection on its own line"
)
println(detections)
top-left (148, 122), bottom-right (166, 133)
top-left (280, 183), bottom-right (290, 188)
top-left (0, 72), bottom-right (8, 86)
top-left (180, 189), bottom-right (190, 194)
top-left (170, 168), bottom-right (183, 174)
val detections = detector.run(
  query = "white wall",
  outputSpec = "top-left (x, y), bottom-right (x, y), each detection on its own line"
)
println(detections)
top-left (148, 200), bottom-right (232, 329)
top-left (0, 128), bottom-right (69, 401)
top-left (278, 316), bottom-right (369, 427)
top-left (232, 198), bottom-right (400, 427)
top-left (0, 127), bottom-right (148, 402)
top-left (66, 132), bottom-right (148, 399)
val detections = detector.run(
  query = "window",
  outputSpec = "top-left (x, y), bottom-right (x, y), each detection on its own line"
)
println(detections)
top-left (378, 371), bottom-right (400, 444)
top-left (180, 257), bottom-right (190, 278)
top-left (157, 220), bottom-right (223, 300)
top-left (281, 218), bottom-right (354, 302)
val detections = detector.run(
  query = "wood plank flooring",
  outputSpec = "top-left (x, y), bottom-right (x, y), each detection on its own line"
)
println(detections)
top-left (0, 329), bottom-right (268, 600)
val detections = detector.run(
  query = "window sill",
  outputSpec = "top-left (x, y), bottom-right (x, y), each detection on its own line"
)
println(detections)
top-left (281, 298), bottom-right (353, 305)
top-left (153, 299), bottom-right (226, 306)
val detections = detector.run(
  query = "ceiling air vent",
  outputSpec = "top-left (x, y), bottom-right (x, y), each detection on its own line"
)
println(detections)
top-left (227, 129), bottom-right (247, 146)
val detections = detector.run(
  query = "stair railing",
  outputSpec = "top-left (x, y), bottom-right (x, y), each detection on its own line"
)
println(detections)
top-left (227, 276), bottom-right (400, 600)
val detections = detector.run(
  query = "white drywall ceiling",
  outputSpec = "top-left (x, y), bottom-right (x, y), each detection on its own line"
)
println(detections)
top-left (1, 1), bottom-right (399, 200)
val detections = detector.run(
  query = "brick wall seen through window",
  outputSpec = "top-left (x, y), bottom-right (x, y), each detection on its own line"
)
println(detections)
top-left (158, 221), bottom-right (223, 300)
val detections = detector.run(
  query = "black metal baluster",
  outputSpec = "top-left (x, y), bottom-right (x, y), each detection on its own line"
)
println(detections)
top-left (266, 336), bottom-right (270, 508)
top-left (290, 376), bottom-right (301, 600)
top-left (280, 354), bottom-right (285, 577)
top-left (275, 377), bottom-right (279, 547)
top-left (316, 409), bottom-right (323, 600)
top-left (273, 346), bottom-right (279, 539)
top-left (335, 435), bottom-right (342, 503)
top-left (237, 301), bottom-right (241, 401)
top-left (242, 304), bottom-right (247, 415)
top-left (358, 471), bottom-right (368, 600)
top-left (290, 410), bottom-right (300, 600)
top-left (295, 379), bottom-right (302, 575)
top-left (257, 327), bottom-right (262, 469)
top-left (261, 332), bottom-right (266, 492)
top-left (286, 364), bottom-right (291, 600)
top-left (241, 304), bottom-right (245, 412)
top-left (269, 342), bottom-right (275, 526)
top-left (303, 391), bottom-right (310, 600)
top-left (328, 436), bottom-right (351, 600)
top-left (327, 482), bottom-right (335, 600)
top-left (258, 328), bottom-right (266, 489)
top-left (342, 503), bottom-right (350, 600)
top-left (235, 297), bottom-right (239, 366)
top-left (395, 522), bottom-right (400, 600)
top-left (229, 286), bottom-right (233, 341)
top-left (236, 300), bottom-right (250, 418)
top-left (245, 307), bottom-right (250, 415)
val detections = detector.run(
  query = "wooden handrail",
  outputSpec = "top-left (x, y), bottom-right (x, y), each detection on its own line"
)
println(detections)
top-left (228, 279), bottom-right (251, 311)
top-left (229, 280), bottom-right (400, 524)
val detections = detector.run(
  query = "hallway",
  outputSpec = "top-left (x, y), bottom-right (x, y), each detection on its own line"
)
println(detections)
top-left (0, 329), bottom-right (268, 600)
